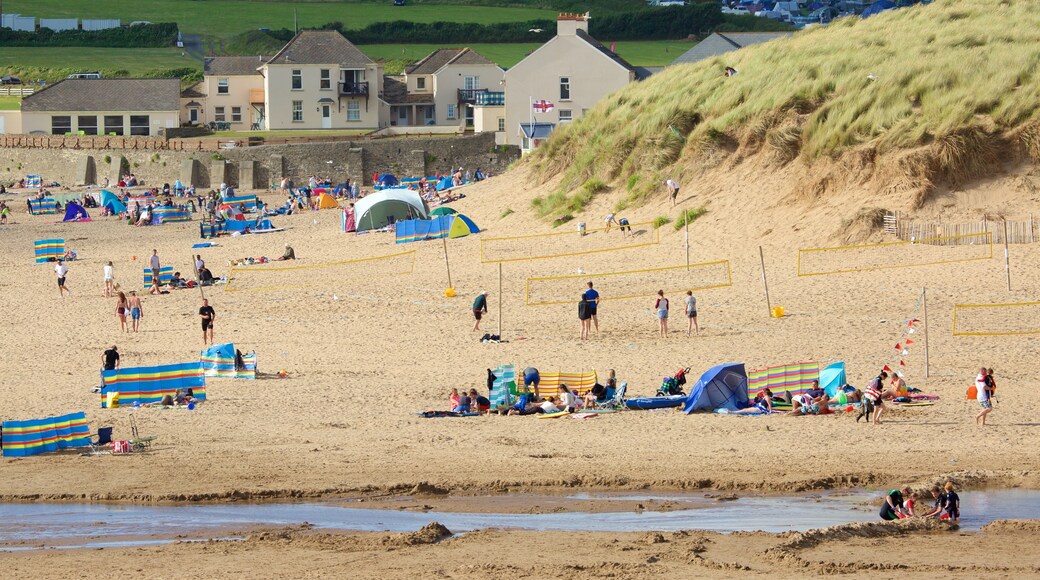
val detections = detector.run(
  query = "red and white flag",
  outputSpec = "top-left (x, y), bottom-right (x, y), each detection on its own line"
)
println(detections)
top-left (532, 99), bottom-right (554, 113)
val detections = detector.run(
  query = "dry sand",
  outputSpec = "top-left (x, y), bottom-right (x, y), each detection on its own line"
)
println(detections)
top-left (1, 157), bottom-right (1039, 576)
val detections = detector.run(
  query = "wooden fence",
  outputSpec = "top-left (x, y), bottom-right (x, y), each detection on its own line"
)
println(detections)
top-left (0, 87), bottom-right (34, 97)
top-left (887, 212), bottom-right (1037, 245)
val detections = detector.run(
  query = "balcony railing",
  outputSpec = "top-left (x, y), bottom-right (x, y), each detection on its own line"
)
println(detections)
top-left (457, 88), bottom-right (489, 103)
top-left (474, 91), bottom-right (504, 106)
top-left (339, 81), bottom-right (369, 96)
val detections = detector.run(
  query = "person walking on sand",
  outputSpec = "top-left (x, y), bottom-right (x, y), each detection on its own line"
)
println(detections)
top-left (578, 293), bottom-right (592, 340)
top-left (666, 178), bottom-right (679, 206)
top-left (685, 290), bottom-right (699, 336)
top-left (149, 249), bottom-right (161, 295)
top-left (55, 259), bottom-right (71, 298)
top-left (103, 261), bottom-right (115, 298)
top-left (583, 281), bottom-right (600, 335)
top-left (199, 298), bottom-right (216, 345)
top-left (654, 290), bottom-right (669, 337)
top-left (472, 291), bottom-right (489, 331)
top-left (128, 291), bottom-right (143, 333)
top-left (115, 291), bottom-right (129, 333)
top-left (975, 367), bottom-right (993, 426)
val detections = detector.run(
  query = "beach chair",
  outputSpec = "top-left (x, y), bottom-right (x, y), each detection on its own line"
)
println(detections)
top-left (592, 382), bottom-right (627, 410)
top-left (86, 427), bottom-right (114, 455)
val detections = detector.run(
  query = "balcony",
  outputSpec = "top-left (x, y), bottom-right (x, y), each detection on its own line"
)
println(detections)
top-left (339, 81), bottom-right (369, 97)
top-left (474, 91), bottom-right (504, 106)
top-left (457, 88), bottom-right (489, 104)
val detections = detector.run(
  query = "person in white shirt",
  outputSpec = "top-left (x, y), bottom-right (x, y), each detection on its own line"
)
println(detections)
top-left (558, 385), bottom-right (578, 413)
top-left (685, 290), bottom-right (699, 336)
top-left (539, 397), bottom-right (560, 414)
top-left (604, 213), bottom-right (617, 232)
top-left (666, 178), bottom-right (679, 206)
top-left (55, 259), bottom-right (70, 298)
top-left (103, 261), bottom-right (114, 298)
top-left (975, 367), bottom-right (992, 426)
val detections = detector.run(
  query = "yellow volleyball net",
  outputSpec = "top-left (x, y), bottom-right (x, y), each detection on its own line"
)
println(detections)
top-left (225, 250), bottom-right (416, 293)
top-left (797, 232), bottom-right (993, 276)
top-left (525, 260), bottom-right (732, 306)
top-left (952, 301), bottom-right (1040, 336)
top-left (480, 221), bottom-right (660, 263)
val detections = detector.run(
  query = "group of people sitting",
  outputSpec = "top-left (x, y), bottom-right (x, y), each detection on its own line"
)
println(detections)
top-left (145, 388), bottom-right (198, 408)
top-left (446, 368), bottom-right (619, 416)
top-left (880, 481), bottom-right (960, 522)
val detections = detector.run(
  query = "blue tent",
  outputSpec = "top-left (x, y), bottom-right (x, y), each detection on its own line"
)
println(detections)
top-left (376, 174), bottom-right (399, 188)
top-left (435, 176), bottom-right (454, 191)
top-left (100, 189), bottom-right (126, 214)
top-left (820, 362), bottom-right (847, 398)
top-left (62, 201), bottom-right (90, 222)
top-left (683, 363), bottom-right (749, 413)
top-left (862, 0), bottom-right (896, 17)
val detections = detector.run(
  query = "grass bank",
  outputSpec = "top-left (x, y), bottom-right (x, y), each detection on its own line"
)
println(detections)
top-left (362, 40), bottom-right (695, 69)
top-left (531, 0), bottom-right (1040, 205)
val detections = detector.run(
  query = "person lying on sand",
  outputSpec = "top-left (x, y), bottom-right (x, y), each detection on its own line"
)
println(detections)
top-left (730, 389), bottom-right (774, 414)
top-left (787, 393), bottom-right (820, 416)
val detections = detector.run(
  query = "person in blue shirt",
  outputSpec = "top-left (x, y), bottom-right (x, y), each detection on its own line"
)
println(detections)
top-left (583, 282), bottom-right (600, 336)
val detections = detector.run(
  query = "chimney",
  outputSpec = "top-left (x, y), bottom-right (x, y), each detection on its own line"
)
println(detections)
top-left (556, 11), bottom-right (590, 36)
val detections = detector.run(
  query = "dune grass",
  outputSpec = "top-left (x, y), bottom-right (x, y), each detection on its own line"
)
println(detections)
top-left (532, 0), bottom-right (1040, 197)
top-left (674, 206), bottom-right (707, 231)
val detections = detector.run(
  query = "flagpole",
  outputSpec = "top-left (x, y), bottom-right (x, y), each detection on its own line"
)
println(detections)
top-left (529, 95), bottom-right (533, 150)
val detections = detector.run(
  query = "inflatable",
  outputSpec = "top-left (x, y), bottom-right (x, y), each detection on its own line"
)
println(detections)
top-left (624, 395), bottom-right (686, 410)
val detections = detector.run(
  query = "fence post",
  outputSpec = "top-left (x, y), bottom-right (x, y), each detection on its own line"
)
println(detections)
top-left (759, 246), bottom-right (772, 318)
top-left (1004, 220), bottom-right (1011, 291)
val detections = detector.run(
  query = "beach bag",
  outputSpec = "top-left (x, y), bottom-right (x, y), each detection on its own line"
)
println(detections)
top-left (966, 385), bottom-right (977, 400)
top-left (112, 440), bottom-right (131, 454)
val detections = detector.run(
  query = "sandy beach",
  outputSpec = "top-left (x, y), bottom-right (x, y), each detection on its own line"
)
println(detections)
top-left (2, 159), bottom-right (1039, 576)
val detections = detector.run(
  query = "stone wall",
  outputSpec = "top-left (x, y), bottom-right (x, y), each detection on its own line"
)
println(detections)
top-left (0, 132), bottom-right (519, 190)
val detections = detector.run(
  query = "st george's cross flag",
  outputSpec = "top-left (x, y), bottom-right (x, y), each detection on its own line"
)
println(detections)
top-left (532, 99), bottom-right (554, 113)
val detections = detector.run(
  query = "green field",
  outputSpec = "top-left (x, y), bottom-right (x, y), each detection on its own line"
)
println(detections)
top-left (0, 47), bottom-right (195, 75)
top-left (0, 96), bottom-right (21, 110)
top-left (363, 40), bottom-right (694, 68)
top-left (3, 0), bottom-right (554, 40)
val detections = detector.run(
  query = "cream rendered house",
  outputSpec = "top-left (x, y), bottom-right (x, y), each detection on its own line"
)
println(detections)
top-left (503, 13), bottom-right (642, 150)
top-left (382, 48), bottom-right (504, 133)
top-left (261, 30), bottom-right (386, 131)
top-left (20, 78), bottom-right (180, 137)
top-left (182, 56), bottom-right (271, 129)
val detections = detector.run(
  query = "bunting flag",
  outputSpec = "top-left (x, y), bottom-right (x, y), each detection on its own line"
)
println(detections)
top-left (883, 365), bottom-right (893, 372)
top-left (895, 343), bottom-right (902, 350)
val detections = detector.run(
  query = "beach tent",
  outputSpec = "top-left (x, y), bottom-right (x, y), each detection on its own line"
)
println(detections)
top-left (395, 215), bottom-right (453, 244)
top-left (435, 176), bottom-right (454, 191)
top-left (62, 201), bottom-right (90, 222)
top-left (316, 193), bottom-right (339, 209)
top-left (448, 214), bottom-right (479, 238)
top-left (375, 174), bottom-right (399, 188)
top-left (430, 206), bottom-right (457, 216)
top-left (201, 343), bottom-right (257, 380)
top-left (1, 412), bottom-right (91, 457)
top-left (820, 362), bottom-right (847, 398)
top-left (683, 363), bottom-right (749, 413)
top-left (353, 188), bottom-right (429, 232)
top-left (862, 0), bottom-right (896, 17)
top-left (101, 362), bottom-right (206, 408)
top-left (100, 190), bottom-right (126, 214)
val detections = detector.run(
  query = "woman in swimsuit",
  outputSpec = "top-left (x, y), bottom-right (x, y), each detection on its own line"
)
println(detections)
top-left (115, 291), bottom-right (129, 333)
top-left (731, 388), bottom-right (774, 414)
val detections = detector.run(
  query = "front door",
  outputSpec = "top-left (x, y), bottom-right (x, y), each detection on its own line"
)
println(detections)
top-left (189, 108), bottom-right (198, 124)
top-left (321, 105), bottom-right (332, 129)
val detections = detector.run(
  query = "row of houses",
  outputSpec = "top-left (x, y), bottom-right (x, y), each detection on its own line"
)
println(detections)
top-left (0, 13), bottom-right (785, 151)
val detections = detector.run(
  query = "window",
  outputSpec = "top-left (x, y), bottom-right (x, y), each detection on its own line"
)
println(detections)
top-left (320, 69), bottom-right (331, 90)
top-left (129, 115), bottom-right (150, 136)
top-left (291, 69), bottom-right (302, 90)
top-left (497, 117), bottom-right (505, 132)
top-left (559, 76), bottom-right (571, 100)
top-left (292, 100), bottom-right (303, 122)
top-left (464, 76), bottom-right (479, 90)
top-left (416, 77), bottom-right (426, 90)
top-left (558, 109), bottom-right (573, 123)
top-left (51, 115), bottom-right (72, 135)
top-left (447, 104), bottom-right (456, 120)
top-left (398, 107), bottom-right (408, 121)
top-left (347, 100), bottom-right (360, 121)
top-left (78, 115), bottom-right (98, 135)
top-left (217, 78), bottom-right (229, 95)
top-left (214, 106), bottom-right (226, 122)
top-left (231, 106), bottom-right (242, 123)
top-left (104, 115), bottom-right (124, 135)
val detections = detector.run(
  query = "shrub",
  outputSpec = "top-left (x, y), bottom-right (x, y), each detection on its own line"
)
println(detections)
top-left (652, 215), bottom-right (671, 229)
top-left (500, 207), bottom-right (514, 218)
top-left (674, 206), bottom-right (707, 231)
top-left (0, 23), bottom-right (178, 48)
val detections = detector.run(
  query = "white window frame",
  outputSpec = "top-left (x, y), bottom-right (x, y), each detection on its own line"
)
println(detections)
top-left (214, 106), bottom-right (226, 122)
top-left (464, 75), bottom-right (479, 90)
top-left (560, 76), bottom-right (571, 101)
top-left (217, 78), bottom-right (229, 95)
top-left (347, 100), bottom-right (360, 122)
top-left (291, 69), bottom-right (302, 90)
top-left (319, 69), bottom-right (331, 90)
top-left (231, 106), bottom-right (242, 123)
top-left (447, 104), bottom-right (456, 120)
top-left (558, 109), bottom-right (573, 123)
top-left (497, 117), bottom-right (505, 132)
top-left (291, 100), bottom-right (303, 122)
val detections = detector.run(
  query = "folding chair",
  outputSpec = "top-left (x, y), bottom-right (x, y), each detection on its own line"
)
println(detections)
top-left (592, 382), bottom-right (627, 410)
top-left (85, 427), bottom-right (114, 455)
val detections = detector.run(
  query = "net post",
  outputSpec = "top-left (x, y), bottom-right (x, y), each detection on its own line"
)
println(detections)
top-left (759, 246), bottom-right (772, 318)
top-left (498, 262), bottom-right (503, 337)
top-left (922, 287), bottom-right (929, 379)
top-left (685, 207), bottom-right (690, 271)
top-left (442, 237), bottom-right (453, 289)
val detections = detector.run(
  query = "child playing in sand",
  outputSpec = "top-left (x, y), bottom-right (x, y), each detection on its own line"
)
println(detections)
top-left (449, 388), bottom-right (460, 410)
top-left (879, 487), bottom-right (912, 520)
top-left (941, 482), bottom-right (960, 522)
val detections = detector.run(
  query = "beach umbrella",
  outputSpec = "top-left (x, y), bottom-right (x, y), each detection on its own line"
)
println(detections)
top-left (430, 206), bottom-right (457, 216)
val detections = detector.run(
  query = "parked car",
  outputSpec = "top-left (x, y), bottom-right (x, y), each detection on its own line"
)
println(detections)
top-left (0, 76), bottom-right (22, 85)
top-left (67, 72), bottom-right (103, 80)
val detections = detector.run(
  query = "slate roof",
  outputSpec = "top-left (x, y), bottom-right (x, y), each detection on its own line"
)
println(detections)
top-left (22, 79), bottom-right (181, 112)
top-left (204, 55), bottom-right (271, 76)
top-left (266, 30), bottom-right (373, 67)
top-left (181, 82), bottom-right (206, 98)
top-left (405, 48), bottom-right (496, 75)
top-left (575, 29), bottom-right (637, 74)
top-left (671, 32), bottom-right (793, 65)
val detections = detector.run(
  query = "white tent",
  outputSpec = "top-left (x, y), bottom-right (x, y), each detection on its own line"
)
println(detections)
top-left (353, 188), bottom-right (429, 232)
